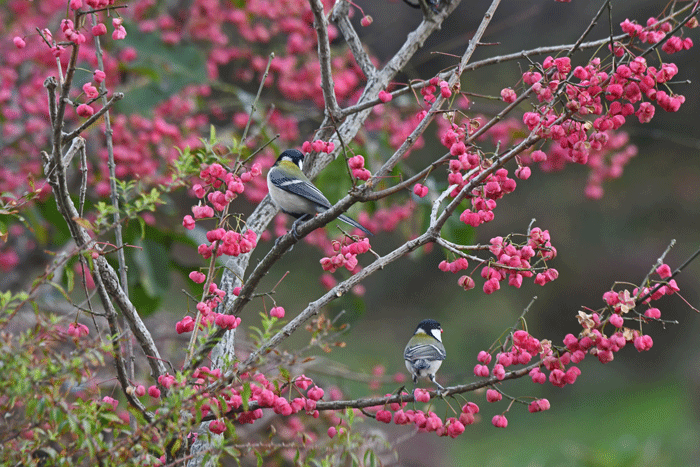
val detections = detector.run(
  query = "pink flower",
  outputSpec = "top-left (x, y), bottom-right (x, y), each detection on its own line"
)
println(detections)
top-left (92, 23), bottom-right (107, 36)
top-left (360, 15), bottom-right (373, 27)
top-left (529, 367), bottom-right (546, 384)
top-left (112, 18), bottom-right (127, 40)
top-left (76, 104), bottom-right (94, 118)
top-left (13, 36), bottom-right (26, 49)
top-left (462, 402), bottom-right (479, 414)
top-left (192, 205), bottom-right (214, 219)
top-left (473, 364), bottom-right (490, 377)
top-left (458, 275), bottom-right (475, 291)
top-left (67, 322), bottom-right (89, 339)
top-left (414, 388), bottom-right (430, 403)
top-left (102, 396), bottom-right (118, 410)
top-left (492, 414), bottom-right (508, 428)
top-left (295, 375), bottom-right (313, 391)
top-left (500, 88), bottom-right (516, 103)
top-left (633, 334), bottom-right (653, 352)
top-left (644, 308), bottom-right (661, 319)
top-left (439, 81), bottom-right (452, 98)
top-left (378, 90), bottom-right (392, 103)
top-left (394, 410), bottom-right (410, 424)
top-left (82, 83), bottom-right (99, 99)
top-left (270, 306), bottom-right (285, 318)
top-left (182, 215), bottom-right (195, 230)
top-left (413, 183), bottom-right (429, 198)
top-left (327, 426), bottom-right (337, 438)
top-left (208, 419), bottom-right (226, 434)
top-left (148, 386), bottom-right (161, 398)
top-left (93, 69), bottom-right (106, 83)
top-left (307, 386), bottom-right (324, 401)
top-left (486, 389), bottom-right (502, 402)
top-left (528, 399), bottom-right (551, 413)
top-left (376, 410), bottom-right (392, 423)
top-left (655, 264), bottom-right (672, 278)
top-left (189, 271), bottom-right (206, 283)
top-left (447, 418), bottom-right (465, 438)
top-left (477, 350), bottom-right (492, 364)
top-left (352, 168), bottom-right (371, 180)
top-left (348, 155), bottom-right (365, 169)
top-left (158, 374), bottom-right (176, 389)
top-left (609, 313), bottom-right (624, 328)
top-left (515, 166), bottom-right (531, 180)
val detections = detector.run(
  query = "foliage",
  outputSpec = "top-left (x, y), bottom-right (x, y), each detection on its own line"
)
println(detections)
top-left (1, 0), bottom-right (699, 466)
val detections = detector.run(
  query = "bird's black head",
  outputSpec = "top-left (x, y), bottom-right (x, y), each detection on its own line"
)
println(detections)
top-left (277, 149), bottom-right (305, 170)
top-left (414, 319), bottom-right (442, 335)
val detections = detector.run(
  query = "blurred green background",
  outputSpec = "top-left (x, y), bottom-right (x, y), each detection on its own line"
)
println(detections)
top-left (7, 0), bottom-right (698, 465)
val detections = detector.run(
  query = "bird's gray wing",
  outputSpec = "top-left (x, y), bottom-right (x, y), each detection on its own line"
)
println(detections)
top-left (269, 168), bottom-right (331, 210)
top-left (404, 343), bottom-right (447, 362)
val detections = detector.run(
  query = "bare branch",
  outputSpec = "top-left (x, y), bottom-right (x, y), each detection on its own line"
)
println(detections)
top-left (62, 92), bottom-right (124, 143)
top-left (310, 0), bottom-right (342, 120)
top-left (330, 1), bottom-right (377, 80)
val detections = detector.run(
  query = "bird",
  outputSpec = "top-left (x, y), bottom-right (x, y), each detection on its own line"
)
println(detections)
top-left (404, 319), bottom-right (447, 392)
top-left (267, 149), bottom-right (373, 239)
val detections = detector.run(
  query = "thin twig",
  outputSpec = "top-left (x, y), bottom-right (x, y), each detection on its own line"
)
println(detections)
top-left (242, 52), bottom-right (274, 144)
top-left (63, 92), bottom-right (125, 142)
top-left (635, 244), bottom-right (700, 306)
top-left (310, 0), bottom-right (342, 120)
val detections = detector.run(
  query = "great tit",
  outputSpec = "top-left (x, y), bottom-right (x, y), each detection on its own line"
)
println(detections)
top-left (267, 149), bottom-right (373, 238)
top-left (404, 319), bottom-right (446, 392)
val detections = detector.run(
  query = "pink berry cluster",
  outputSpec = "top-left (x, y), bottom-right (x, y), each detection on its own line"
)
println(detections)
top-left (474, 330), bottom-right (542, 379)
top-left (122, 370), bottom-right (330, 436)
top-left (320, 237), bottom-right (371, 273)
top-left (372, 390), bottom-right (478, 439)
top-left (474, 328), bottom-right (582, 399)
top-left (348, 155), bottom-right (371, 181)
top-left (439, 227), bottom-right (558, 294)
top-left (66, 322), bottom-right (90, 339)
top-left (620, 17), bottom-right (694, 52)
top-left (564, 263), bottom-right (679, 363)
top-left (508, 15), bottom-right (692, 197)
top-left (206, 373), bottom-right (325, 432)
top-left (301, 140), bottom-right (335, 154)
top-left (175, 280), bottom-right (242, 334)
top-left (420, 76), bottom-right (454, 105)
top-left (185, 162), bottom-right (262, 219)
top-left (450, 162), bottom-right (516, 227)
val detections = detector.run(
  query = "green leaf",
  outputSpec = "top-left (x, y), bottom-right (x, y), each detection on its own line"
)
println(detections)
top-left (279, 366), bottom-right (291, 382)
top-left (241, 382), bottom-right (251, 411)
top-left (66, 266), bottom-right (75, 293)
top-left (345, 406), bottom-right (355, 426)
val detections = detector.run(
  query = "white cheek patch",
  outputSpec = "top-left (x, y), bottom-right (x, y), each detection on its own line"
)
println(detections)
top-left (430, 328), bottom-right (442, 342)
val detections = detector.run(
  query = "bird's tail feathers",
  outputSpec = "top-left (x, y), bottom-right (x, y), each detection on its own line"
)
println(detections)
top-left (338, 213), bottom-right (373, 237)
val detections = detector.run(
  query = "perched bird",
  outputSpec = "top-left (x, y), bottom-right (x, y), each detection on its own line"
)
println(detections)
top-left (267, 149), bottom-right (373, 238)
top-left (404, 319), bottom-right (447, 392)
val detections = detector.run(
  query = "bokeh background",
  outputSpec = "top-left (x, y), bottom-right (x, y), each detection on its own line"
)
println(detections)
top-left (253, 1), bottom-right (700, 465)
top-left (3, 0), bottom-right (700, 465)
